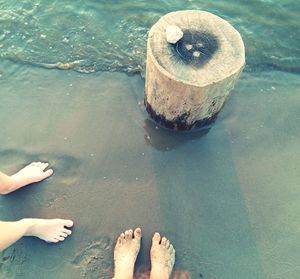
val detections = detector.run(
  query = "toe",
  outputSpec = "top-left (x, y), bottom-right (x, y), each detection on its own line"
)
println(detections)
top-left (120, 232), bottom-right (126, 244)
top-left (161, 236), bottom-right (167, 246)
top-left (41, 162), bottom-right (49, 170)
top-left (117, 235), bottom-right (122, 244)
top-left (134, 228), bottom-right (142, 239)
top-left (55, 236), bottom-right (65, 241)
top-left (128, 229), bottom-right (133, 239)
top-left (60, 232), bottom-right (68, 238)
top-left (169, 244), bottom-right (175, 254)
top-left (62, 228), bottom-right (72, 235)
top-left (125, 229), bottom-right (131, 240)
top-left (44, 169), bottom-right (54, 177)
top-left (63, 219), bottom-right (73, 228)
top-left (152, 232), bottom-right (161, 245)
top-left (165, 239), bottom-right (170, 248)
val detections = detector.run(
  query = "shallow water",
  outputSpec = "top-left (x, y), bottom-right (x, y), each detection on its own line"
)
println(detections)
top-left (0, 1), bottom-right (300, 279)
top-left (0, 0), bottom-right (299, 74)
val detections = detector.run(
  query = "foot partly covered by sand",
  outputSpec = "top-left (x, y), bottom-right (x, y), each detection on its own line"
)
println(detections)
top-left (113, 228), bottom-right (142, 279)
top-left (10, 162), bottom-right (53, 192)
top-left (150, 232), bottom-right (175, 279)
top-left (23, 218), bottom-right (73, 243)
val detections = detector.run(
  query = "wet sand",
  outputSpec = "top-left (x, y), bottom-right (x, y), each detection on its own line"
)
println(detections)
top-left (0, 63), bottom-right (300, 279)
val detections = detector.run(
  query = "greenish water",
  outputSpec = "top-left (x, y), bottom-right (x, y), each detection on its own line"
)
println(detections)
top-left (0, 1), bottom-right (300, 279)
top-left (0, 0), bottom-right (299, 74)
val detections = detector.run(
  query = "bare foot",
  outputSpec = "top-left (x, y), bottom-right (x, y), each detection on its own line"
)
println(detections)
top-left (113, 228), bottom-right (142, 279)
top-left (150, 232), bottom-right (175, 279)
top-left (9, 162), bottom-right (53, 192)
top-left (23, 218), bottom-right (73, 243)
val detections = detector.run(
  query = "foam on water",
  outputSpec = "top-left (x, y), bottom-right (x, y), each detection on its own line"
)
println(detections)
top-left (0, 0), bottom-right (299, 75)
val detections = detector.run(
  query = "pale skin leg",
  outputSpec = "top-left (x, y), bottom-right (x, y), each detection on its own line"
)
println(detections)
top-left (0, 218), bottom-right (73, 251)
top-left (113, 228), bottom-right (142, 279)
top-left (150, 232), bottom-right (176, 279)
top-left (0, 162), bottom-right (73, 251)
top-left (0, 162), bottom-right (53, 194)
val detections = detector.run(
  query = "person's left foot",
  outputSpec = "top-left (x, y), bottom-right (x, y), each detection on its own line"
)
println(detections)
top-left (113, 228), bottom-right (142, 279)
top-left (150, 232), bottom-right (175, 279)
top-left (9, 162), bottom-right (53, 193)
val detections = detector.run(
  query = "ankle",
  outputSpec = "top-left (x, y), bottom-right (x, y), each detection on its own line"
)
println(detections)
top-left (19, 218), bottom-right (36, 236)
top-left (150, 267), bottom-right (169, 279)
top-left (113, 264), bottom-right (134, 279)
top-left (0, 176), bottom-right (16, 195)
top-left (10, 173), bottom-right (22, 188)
top-left (113, 274), bottom-right (133, 279)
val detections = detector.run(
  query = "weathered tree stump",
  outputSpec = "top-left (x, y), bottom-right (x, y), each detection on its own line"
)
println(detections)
top-left (145, 10), bottom-right (245, 130)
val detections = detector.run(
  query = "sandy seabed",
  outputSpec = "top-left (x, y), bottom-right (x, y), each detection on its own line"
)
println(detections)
top-left (0, 63), bottom-right (300, 279)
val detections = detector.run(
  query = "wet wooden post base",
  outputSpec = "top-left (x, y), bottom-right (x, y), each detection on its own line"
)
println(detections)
top-left (145, 10), bottom-right (245, 130)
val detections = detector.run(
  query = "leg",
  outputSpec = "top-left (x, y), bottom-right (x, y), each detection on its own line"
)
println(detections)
top-left (150, 232), bottom-right (175, 279)
top-left (0, 218), bottom-right (73, 251)
top-left (113, 228), bottom-right (142, 279)
top-left (0, 162), bottom-right (53, 194)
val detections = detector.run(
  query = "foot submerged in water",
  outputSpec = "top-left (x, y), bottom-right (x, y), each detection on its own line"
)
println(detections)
top-left (113, 228), bottom-right (142, 279)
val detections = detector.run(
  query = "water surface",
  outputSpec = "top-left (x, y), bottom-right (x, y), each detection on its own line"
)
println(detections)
top-left (0, 1), bottom-right (300, 279)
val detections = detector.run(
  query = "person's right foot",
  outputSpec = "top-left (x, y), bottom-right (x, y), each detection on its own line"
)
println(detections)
top-left (9, 162), bottom-right (53, 193)
top-left (150, 232), bottom-right (175, 279)
top-left (23, 218), bottom-right (73, 243)
top-left (113, 228), bottom-right (142, 279)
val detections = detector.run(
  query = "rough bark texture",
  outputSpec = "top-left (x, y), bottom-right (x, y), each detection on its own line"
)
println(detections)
top-left (145, 10), bottom-right (245, 130)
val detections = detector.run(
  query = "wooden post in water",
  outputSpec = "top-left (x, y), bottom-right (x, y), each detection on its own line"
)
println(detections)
top-left (145, 10), bottom-right (245, 130)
